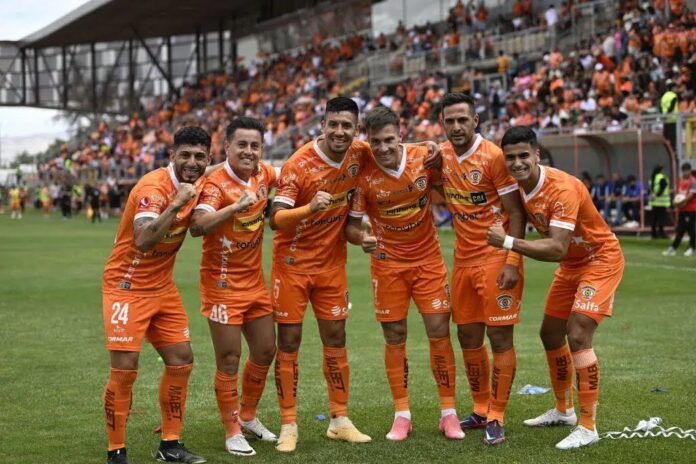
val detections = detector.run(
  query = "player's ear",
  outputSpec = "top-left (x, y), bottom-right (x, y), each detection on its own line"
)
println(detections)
top-left (168, 148), bottom-right (175, 161)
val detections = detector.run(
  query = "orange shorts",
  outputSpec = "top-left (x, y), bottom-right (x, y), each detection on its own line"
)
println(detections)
top-left (370, 260), bottom-right (450, 322)
top-left (102, 288), bottom-right (190, 352)
top-left (201, 286), bottom-right (273, 325)
top-left (270, 266), bottom-right (349, 324)
top-left (451, 261), bottom-right (524, 326)
top-left (544, 259), bottom-right (624, 323)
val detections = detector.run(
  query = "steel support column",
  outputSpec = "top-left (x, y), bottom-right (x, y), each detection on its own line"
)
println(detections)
top-left (90, 42), bottom-right (97, 112)
top-left (62, 46), bottom-right (68, 108)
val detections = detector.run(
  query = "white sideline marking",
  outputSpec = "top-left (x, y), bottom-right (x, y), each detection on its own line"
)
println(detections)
top-left (626, 261), bottom-right (696, 273)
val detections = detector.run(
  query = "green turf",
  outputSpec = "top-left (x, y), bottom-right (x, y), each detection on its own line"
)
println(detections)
top-left (1, 211), bottom-right (695, 464)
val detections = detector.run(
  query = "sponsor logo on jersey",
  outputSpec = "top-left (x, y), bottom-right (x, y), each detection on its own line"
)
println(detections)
top-left (496, 294), bottom-right (513, 310)
top-left (443, 187), bottom-right (487, 205)
top-left (469, 169), bottom-right (483, 185)
top-left (233, 211), bottom-right (264, 232)
top-left (108, 336), bottom-right (134, 343)
top-left (323, 190), bottom-right (350, 210)
top-left (489, 314), bottom-right (517, 322)
top-left (415, 175), bottom-right (428, 191)
top-left (160, 226), bottom-right (187, 244)
top-left (379, 194), bottom-right (427, 218)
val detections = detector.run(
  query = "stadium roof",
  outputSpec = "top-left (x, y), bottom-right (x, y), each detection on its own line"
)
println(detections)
top-left (20, 0), bottom-right (319, 48)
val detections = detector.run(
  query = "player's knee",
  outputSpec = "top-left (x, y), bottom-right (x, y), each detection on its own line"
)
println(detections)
top-left (457, 326), bottom-right (483, 348)
top-left (255, 342), bottom-right (277, 366)
top-left (566, 327), bottom-right (592, 351)
top-left (277, 331), bottom-right (301, 353)
top-left (382, 321), bottom-right (407, 344)
top-left (218, 350), bottom-right (241, 374)
top-left (539, 325), bottom-right (564, 349)
top-left (487, 326), bottom-right (513, 352)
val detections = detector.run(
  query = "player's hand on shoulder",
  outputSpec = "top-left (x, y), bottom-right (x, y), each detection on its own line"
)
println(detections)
top-left (310, 190), bottom-right (333, 212)
top-left (173, 183), bottom-right (197, 208)
top-left (486, 224), bottom-right (506, 248)
top-left (423, 141), bottom-right (442, 170)
top-left (497, 264), bottom-right (520, 290)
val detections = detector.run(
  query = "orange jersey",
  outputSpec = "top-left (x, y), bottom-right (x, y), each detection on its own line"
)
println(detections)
top-left (102, 165), bottom-right (203, 294)
top-left (273, 139), bottom-right (372, 272)
top-left (440, 136), bottom-right (519, 266)
top-left (348, 145), bottom-right (442, 267)
top-left (196, 161), bottom-right (278, 296)
top-left (521, 166), bottom-right (622, 268)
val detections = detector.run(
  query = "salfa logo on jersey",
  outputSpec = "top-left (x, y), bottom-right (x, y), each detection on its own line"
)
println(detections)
top-left (233, 211), bottom-right (264, 232)
top-left (443, 187), bottom-right (487, 205)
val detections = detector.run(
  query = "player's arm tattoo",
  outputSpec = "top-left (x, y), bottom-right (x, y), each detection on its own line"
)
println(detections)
top-left (134, 216), bottom-right (156, 232)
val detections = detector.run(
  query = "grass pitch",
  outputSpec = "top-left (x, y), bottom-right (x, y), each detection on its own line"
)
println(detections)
top-left (1, 211), bottom-right (695, 464)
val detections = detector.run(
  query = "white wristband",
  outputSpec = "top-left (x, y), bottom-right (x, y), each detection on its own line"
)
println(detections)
top-left (503, 235), bottom-right (515, 250)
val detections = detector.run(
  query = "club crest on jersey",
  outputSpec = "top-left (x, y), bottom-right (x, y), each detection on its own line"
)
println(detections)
top-left (414, 175), bottom-right (428, 191)
top-left (258, 185), bottom-right (268, 198)
top-left (553, 201), bottom-right (565, 218)
top-left (533, 212), bottom-right (548, 228)
top-left (580, 285), bottom-right (596, 301)
top-left (496, 294), bottom-right (513, 310)
top-left (469, 169), bottom-right (483, 185)
top-left (347, 163), bottom-right (360, 178)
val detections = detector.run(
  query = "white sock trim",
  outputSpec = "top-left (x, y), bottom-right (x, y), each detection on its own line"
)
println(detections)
top-left (441, 408), bottom-right (457, 418)
top-left (395, 410), bottom-right (412, 420)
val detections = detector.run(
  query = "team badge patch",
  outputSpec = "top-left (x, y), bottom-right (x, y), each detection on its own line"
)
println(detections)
top-left (347, 163), bottom-right (360, 178)
top-left (469, 169), bottom-right (483, 185)
top-left (414, 175), bottom-right (428, 191)
top-left (580, 285), bottom-right (596, 301)
top-left (496, 294), bottom-right (513, 310)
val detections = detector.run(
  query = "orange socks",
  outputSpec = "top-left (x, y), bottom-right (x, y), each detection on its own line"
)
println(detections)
top-left (323, 346), bottom-right (350, 419)
top-left (159, 364), bottom-right (192, 441)
top-left (546, 344), bottom-right (574, 412)
top-left (489, 348), bottom-right (516, 425)
top-left (385, 343), bottom-right (409, 412)
top-left (240, 360), bottom-right (271, 422)
top-left (104, 368), bottom-right (137, 451)
top-left (462, 344), bottom-right (491, 417)
top-left (573, 349), bottom-right (600, 430)
top-left (428, 337), bottom-right (456, 410)
top-left (275, 350), bottom-right (299, 424)
top-left (214, 369), bottom-right (241, 438)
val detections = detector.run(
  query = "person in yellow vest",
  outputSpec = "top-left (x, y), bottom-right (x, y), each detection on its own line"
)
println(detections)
top-left (649, 165), bottom-right (670, 239)
top-left (40, 185), bottom-right (51, 218)
top-left (661, 81), bottom-right (679, 151)
top-left (9, 185), bottom-right (22, 219)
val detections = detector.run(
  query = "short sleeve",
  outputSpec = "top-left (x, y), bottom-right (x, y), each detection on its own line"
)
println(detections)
top-left (274, 162), bottom-right (300, 207)
top-left (260, 161), bottom-right (278, 188)
top-left (349, 177), bottom-right (367, 218)
top-left (490, 151), bottom-right (518, 197)
top-left (133, 184), bottom-right (168, 220)
top-left (195, 181), bottom-right (223, 214)
top-left (548, 188), bottom-right (580, 231)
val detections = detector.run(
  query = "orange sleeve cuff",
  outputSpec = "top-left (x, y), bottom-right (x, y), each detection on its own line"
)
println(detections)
top-left (273, 204), bottom-right (313, 230)
top-left (505, 251), bottom-right (522, 267)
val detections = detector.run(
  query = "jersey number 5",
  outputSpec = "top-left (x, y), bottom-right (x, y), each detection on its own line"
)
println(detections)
top-left (111, 302), bottom-right (129, 325)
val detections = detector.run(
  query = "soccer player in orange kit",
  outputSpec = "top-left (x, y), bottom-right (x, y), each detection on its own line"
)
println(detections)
top-left (189, 117), bottom-right (278, 456)
top-left (269, 97), bottom-right (372, 452)
top-left (488, 126), bottom-right (624, 450)
top-left (438, 93), bottom-right (526, 445)
top-left (101, 126), bottom-right (211, 464)
top-left (344, 106), bottom-right (463, 442)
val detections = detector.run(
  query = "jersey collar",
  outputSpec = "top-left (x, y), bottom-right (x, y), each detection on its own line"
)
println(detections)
top-left (375, 144), bottom-right (407, 179)
top-left (524, 165), bottom-right (547, 202)
top-left (456, 134), bottom-right (483, 163)
top-left (167, 163), bottom-right (180, 190)
top-left (314, 139), bottom-right (344, 169)
top-left (224, 160), bottom-right (252, 187)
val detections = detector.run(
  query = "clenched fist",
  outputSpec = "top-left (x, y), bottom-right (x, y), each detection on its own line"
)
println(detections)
top-left (234, 190), bottom-right (259, 211)
top-left (172, 183), bottom-right (197, 209)
top-left (361, 222), bottom-right (377, 254)
top-left (310, 190), bottom-right (333, 213)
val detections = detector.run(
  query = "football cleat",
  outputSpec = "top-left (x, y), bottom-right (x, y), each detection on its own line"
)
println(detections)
top-left (275, 423), bottom-right (298, 453)
top-left (386, 416), bottom-right (412, 441)
top-left (555, 425), bottom-right (599, 450)
top-left (685, 248), bottom-right (694, 257)
top-left (326, 417), bottom-right (372, 443)
top-left (225, 434), bottom-right (256, 457)
top-left (662, 247), bottom-right (676, 256)
top-left (241, 417), bottom-right (277, 442)
top-left (155, 441), bottom-right (206, 463)
top-left (439, 414), bottom-right (465, 440)
top-left (459, 412), bottom-right (487, 430)
top-left (483, 420), bottom-right (506, 445)
top-left (107, 448), bottom-right (129, 464)
top-left (523, 408), bottom-right (577, 427)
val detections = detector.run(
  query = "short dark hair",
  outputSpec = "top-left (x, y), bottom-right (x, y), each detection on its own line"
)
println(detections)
top-left (364, 106), bottom-right (400, 132)
top-left (501, 126), bottom-right (538, 148)
top-left (225, 117), bottom-right (264, 141)
top-left (325, 96), bottom-right (359, 118)
top-left (681, 162), bottom-right (692, 171)
top-left (173, 126), bottom-right (211, 150)
top-left (440, 92), bottom-right (475, 115)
